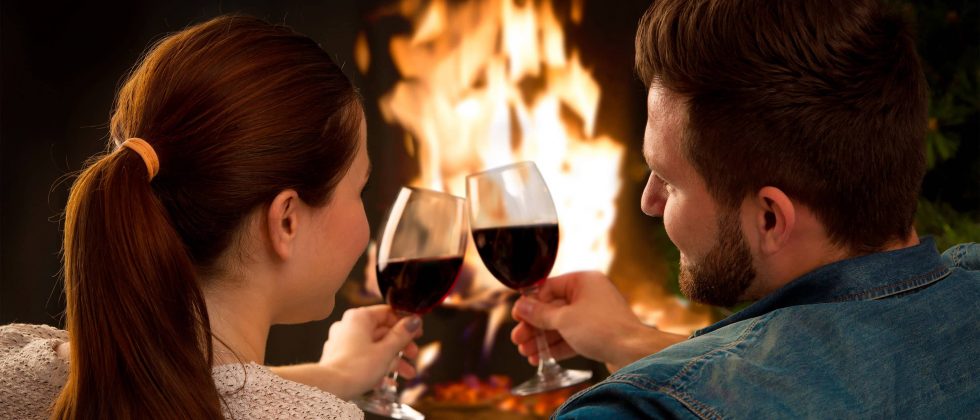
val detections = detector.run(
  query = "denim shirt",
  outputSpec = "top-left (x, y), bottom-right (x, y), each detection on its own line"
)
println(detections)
top-left (555, 238), bottom-right (980, 419)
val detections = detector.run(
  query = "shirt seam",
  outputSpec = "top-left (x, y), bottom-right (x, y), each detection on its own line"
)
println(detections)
top-left (574, 316), bottom-right (764, 420)
top-left (562, 378), bottom-right (720, 420)
top-left (666, 316), bottom-right (763, 419)
top-left (948, 246), bottom-right (963, 266)
top-left (828, 265), bottom-right (950, 302)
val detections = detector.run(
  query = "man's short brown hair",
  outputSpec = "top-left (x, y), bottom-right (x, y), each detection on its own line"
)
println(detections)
top-left (636, 0), bottom-right (927, 253)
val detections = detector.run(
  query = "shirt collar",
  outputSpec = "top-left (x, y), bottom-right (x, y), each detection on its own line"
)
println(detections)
top-left (693, 237), bottom-right (950, 337)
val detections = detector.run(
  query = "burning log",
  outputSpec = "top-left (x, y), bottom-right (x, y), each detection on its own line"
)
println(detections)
top-left (412, 374), bottom-right (589, 419)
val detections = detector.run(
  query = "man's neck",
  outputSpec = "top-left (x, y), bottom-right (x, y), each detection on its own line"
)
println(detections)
top-left (748, 231), bottom-right (920, 300)
top-left (882, 231), bottom-right (921, 252)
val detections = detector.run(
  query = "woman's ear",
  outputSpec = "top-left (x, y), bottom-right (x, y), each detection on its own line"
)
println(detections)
top-left (753, 186), bottom-right (796, 255)
top-left (267, 189), bottom-right (301, 260)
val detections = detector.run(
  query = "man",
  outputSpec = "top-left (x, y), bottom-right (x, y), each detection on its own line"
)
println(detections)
top-left (510, 0), bottom-right (980, 417)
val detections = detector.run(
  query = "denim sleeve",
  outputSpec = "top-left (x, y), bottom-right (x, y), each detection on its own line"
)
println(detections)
top-left (554, 382), bottom-right (700, 420)
top-left (942, 243), bottom-right (980, 271)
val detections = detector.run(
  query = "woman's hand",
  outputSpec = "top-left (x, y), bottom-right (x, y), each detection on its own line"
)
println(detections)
top-left (271, 305), bottom-right (422, 400)
top-left (320, 305), bottom-right (423, 393)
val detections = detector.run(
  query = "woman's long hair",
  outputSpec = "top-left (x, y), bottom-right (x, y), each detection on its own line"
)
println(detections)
top-left (52, 15), bottom-right (362, 419)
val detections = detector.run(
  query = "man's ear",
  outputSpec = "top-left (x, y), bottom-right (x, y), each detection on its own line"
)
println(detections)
top-left (753, 186), bottom-right (796, 255)
top-left (267, 189), bottom-right (301, 260)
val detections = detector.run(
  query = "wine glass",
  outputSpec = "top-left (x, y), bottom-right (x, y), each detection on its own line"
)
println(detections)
top-left (466, 161), bottom-right (592, 396)
top-left (354, 187), bottom-right (468, 420)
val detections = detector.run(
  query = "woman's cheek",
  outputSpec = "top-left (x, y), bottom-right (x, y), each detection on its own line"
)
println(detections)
top-left (356, 203), bottom-right (370, 254)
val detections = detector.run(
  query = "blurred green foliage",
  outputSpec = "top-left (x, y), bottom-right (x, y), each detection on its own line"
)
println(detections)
top-left (900, 0), bottom-right (980, 249)
top-left (917, 199), bottom-right (980, 249)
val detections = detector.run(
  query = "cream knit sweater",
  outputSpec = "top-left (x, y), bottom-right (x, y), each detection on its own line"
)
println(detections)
top-left (0, 324), bottom-right (363, 419)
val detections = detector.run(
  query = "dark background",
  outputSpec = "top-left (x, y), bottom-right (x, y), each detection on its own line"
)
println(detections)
top-left (1, 0), bottom-right (976, 373)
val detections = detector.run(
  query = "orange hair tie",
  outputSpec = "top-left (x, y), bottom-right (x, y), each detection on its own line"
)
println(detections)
top-left (121, 138), bottom-right (160, 181)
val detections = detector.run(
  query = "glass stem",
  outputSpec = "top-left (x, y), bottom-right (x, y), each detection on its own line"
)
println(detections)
top-left (522, 285), bottom-right (561, 379)
top-left (374, 350), bottom-right (403, 404)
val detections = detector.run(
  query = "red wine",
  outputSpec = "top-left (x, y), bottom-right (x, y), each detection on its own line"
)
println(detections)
top-left (471, 223), bottom-right (559, 290)
top-left (377, 256), bottom-right (464, 314)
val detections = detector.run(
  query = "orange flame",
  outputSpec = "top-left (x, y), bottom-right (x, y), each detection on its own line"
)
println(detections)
top-left (426, 374), bottom-right (585, 417)
top-left (360, 0), bottom-right (712, 354)
top-left (379, 0), bottom-right (621, 299)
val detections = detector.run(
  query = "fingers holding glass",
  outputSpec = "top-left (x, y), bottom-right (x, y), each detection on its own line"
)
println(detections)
top-left (466, 161), bottom-right (592, 396)
top-left (353, 187), bottom-right (466, 420)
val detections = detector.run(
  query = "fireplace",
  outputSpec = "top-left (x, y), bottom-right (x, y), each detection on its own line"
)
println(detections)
top-left (272, 0), bottom-right (716, 417)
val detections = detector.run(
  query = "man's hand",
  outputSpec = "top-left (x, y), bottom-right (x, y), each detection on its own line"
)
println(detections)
top-left (510, 271), bottom-right (686, 372)
top-left (272, 305), bottom-right (422, 400)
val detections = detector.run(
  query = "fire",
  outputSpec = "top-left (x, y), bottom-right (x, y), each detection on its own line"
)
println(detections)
top-left (416, 341), bottom-right (442, 372)
top-left (399, 341), bottom-right (442, 405)
top-left (422, 374), bottom-right (586, 417)
top-left (357, 0), bottom-right (713, 364)
top-left (369, 0), bottom-right (622, 303)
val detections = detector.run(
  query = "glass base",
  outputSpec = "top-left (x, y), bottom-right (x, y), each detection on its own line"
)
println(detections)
top-left (511, 368), bottom-right (592, 396)
top-left (353, 397), bottom-right (425, 420)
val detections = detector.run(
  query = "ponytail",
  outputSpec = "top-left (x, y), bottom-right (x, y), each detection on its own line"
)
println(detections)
top-left (51, 14), bottom-right (363, 418)
top-left (53, 148), bottom-right (222, 418)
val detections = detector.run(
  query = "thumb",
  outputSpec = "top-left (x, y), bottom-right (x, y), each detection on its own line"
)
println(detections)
top-left (514, 297), bottom-right (563, 330)
top-left (380, 315), bottom-right (422, 351)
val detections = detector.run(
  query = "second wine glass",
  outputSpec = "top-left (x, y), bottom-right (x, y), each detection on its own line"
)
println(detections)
top-left (354, 187), bottom-right (467, 420)
top-left (466, 161), bottom-right (592, 396)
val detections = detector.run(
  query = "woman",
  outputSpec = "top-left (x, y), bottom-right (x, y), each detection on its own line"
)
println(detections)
top-left (0, 15), bottom-right (419, 419)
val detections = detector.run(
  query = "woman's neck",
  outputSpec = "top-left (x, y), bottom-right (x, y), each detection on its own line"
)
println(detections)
top-left (203, 281), bottom-right (274, 366)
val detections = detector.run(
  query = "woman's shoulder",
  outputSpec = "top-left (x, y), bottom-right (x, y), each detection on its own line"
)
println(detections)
top-left (212, 362), bottom-right (364, 420)
top-left (0, 323), bottom-right (69, 420)
top-left (0, 323), bottom-right (68, 368)
top-left (1, 323), bottom-right (68, 351)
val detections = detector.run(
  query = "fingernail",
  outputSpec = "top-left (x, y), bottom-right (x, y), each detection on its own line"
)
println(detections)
top-left (516, 300), bottom-right (533, 318)
top-left (404, 316), bottom-right (421, 333)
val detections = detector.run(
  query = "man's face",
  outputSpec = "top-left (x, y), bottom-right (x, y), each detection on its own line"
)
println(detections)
top-left (640, 85), bottom-right (756, 307)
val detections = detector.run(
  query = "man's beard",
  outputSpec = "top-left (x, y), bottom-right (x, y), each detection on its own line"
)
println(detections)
top-left (679, 209), bottom-right (756, 307)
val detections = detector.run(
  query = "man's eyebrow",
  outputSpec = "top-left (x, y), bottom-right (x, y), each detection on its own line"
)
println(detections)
top-left (644, 146), bottom-right (675, 183)
top-left (643, 144), bottom-right (661, 173)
